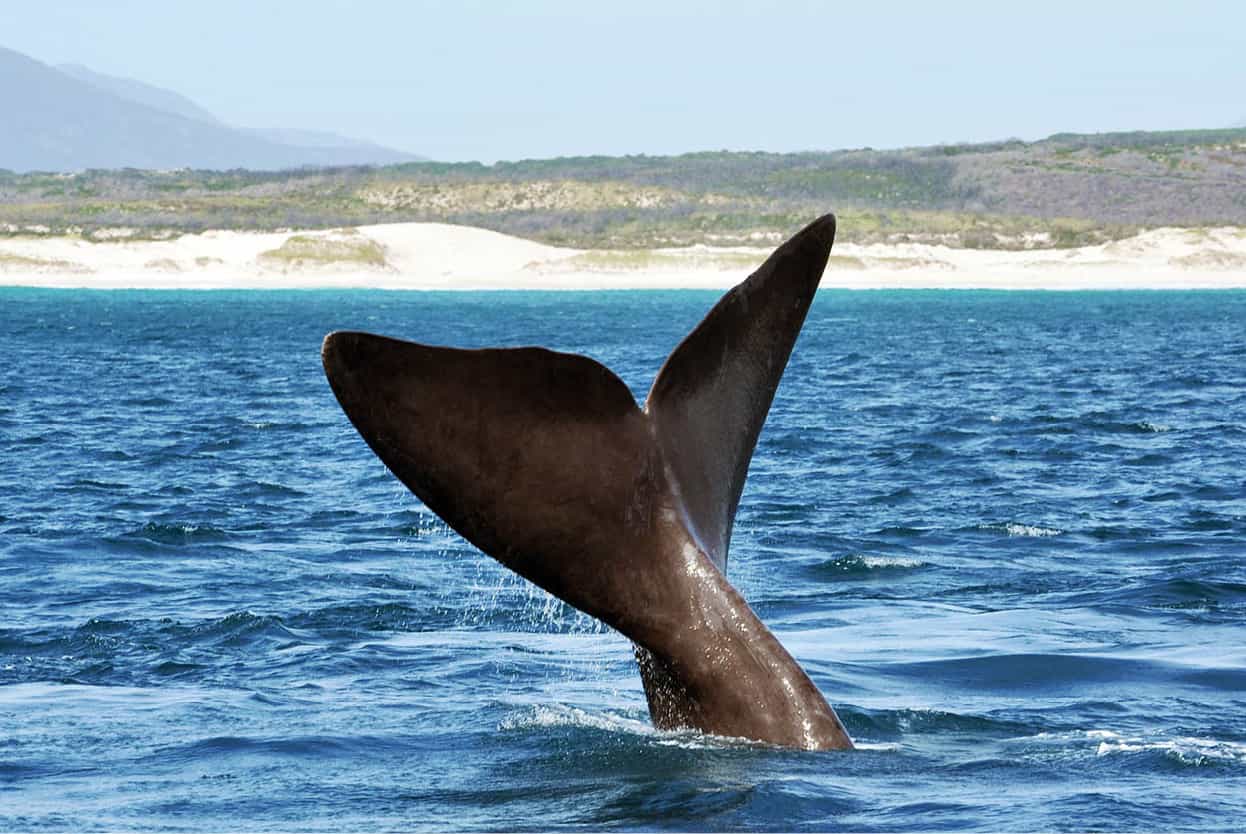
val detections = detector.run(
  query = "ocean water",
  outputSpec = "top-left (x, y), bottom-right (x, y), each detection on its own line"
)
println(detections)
top-left (2, 287), bottom-right (1245, 832)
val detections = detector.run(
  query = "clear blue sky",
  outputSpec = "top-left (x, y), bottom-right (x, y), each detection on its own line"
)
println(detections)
top-left (4, 0), bottom-right (1243, 161)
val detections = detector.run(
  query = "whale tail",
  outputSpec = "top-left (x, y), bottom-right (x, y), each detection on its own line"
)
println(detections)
top-left (322, 214), bottom-right (852, 750)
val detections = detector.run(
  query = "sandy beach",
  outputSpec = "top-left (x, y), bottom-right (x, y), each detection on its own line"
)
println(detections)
top-left (3, 221), bottom-right (1246, 290)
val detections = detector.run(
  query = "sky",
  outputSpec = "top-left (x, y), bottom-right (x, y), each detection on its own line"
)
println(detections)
top-left (3, 0), bottom-right (1244, 162)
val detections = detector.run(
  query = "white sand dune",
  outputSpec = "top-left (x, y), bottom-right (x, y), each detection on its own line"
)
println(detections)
top-left (2, 222), bottom-right (1245, 290)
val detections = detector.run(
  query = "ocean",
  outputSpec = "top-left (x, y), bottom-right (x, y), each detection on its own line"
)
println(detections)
top-left (2, 287), bottom-right (1244, 831)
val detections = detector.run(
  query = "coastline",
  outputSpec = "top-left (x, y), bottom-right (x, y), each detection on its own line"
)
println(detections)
top-left (3, 221), bottom-right (1246, 291)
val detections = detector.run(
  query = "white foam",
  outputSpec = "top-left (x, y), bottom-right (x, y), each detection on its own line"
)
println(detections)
top-left (858, 555), bottom-right (925, 569)
top-left (1014, 729), bottom-right (1246, 766)
top-left (1136, 421), bottom-right (1172, 433)
top-left (1089, 730), bottom-right (1246, 764)
top-left (499, 704), bottom-right (786, 750)
top-left (981, 522), bottom-right (1062, 537)
top-left (500, 704), bottom-right (654, 736)
top-left (852, 741), bottom-right (902, 752)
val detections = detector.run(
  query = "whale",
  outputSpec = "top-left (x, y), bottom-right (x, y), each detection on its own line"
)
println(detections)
top-left (321, 213), bottom-right (853, 750)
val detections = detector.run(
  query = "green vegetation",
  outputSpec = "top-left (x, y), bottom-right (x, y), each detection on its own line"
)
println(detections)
top-left (566, 249), bottom-right (765, 271)
top-left (1043, 127), bottom-right (1246, 149)
top-left (1, 127), bottom-right (1243, 250)
top-left (258, 232), bottom-right (389, 268)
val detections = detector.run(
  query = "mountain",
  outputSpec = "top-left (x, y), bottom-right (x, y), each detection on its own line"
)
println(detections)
top-left (238, 128), bottom-right (419, 165)
top-left (60, 62), bottom-right (421, 166)
top-left (57, 62), bottom-right (224, 126)
top-left (0, 46), bottom-right (423, 172)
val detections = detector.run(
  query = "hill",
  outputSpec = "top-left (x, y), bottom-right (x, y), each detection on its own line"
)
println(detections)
top-left (2, 120), bottom-right (1243, 249)
top-left (0, 46), bottom-right (422, 172)
top-left (56, 62), bottom-right (420, 167)
top-left (56, 62), bottom-right (224, 126)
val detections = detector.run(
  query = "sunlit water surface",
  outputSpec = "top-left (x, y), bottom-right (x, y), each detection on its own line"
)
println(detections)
top-left (2, 288), bottom-right (1245, 831)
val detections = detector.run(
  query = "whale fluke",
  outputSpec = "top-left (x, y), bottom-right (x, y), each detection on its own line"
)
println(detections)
top-left (647, 213), bottom-right (834, 570)
top-left (322, 214), bottom-right (852, 750)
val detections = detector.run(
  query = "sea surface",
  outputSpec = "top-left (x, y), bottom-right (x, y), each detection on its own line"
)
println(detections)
top-left (2, 287), bottom-right (1245, 832)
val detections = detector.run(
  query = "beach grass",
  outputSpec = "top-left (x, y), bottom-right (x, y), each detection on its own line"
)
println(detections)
top-left (0, 250), bottom-right (89, 272)
top-left (258, 233), bottom-right (388, 268)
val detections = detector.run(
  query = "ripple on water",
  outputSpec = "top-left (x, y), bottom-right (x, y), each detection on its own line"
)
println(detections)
top-left (119, 522), bottom-right (232, 545)
top-left (838, 706), bottom-right (1042, 740)
top-left (3, 289), bottom-right (1246, 832)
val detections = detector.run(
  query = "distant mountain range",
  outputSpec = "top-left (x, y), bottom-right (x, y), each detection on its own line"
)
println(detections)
top-left (1, 46), bottom-right (424, 172)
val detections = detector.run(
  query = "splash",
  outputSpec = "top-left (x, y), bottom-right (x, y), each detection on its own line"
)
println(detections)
top-left (499, 704), bottom-right (780, 751)
top-left (1089, 730), bottom-right (1246, 766)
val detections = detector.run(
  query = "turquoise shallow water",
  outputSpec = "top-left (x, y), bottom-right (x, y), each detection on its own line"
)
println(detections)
top-left (2, 288), bottom-right (1245, 831)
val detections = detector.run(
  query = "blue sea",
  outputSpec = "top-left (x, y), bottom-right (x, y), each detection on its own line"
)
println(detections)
top-left (2, 287), bottom-right (1245, 832)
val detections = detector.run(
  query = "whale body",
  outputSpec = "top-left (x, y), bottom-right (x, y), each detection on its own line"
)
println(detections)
top-left (322, 214), bottom-right (853, 750)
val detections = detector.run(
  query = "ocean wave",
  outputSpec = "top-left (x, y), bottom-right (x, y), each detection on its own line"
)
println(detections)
top-left (241, 480), bottom-right (307, 498)
top-left (1083, 524), bottom-right (1158, 541)
top-left (144, 733), bottom-right (394, 766)
top-left (152, 660), bottom-right (205, 677)
top-left (121, 521), bottom-right (231, 544)
top-left (865, 487), bottom-right (917, 505)
top-left (288, 602), bottom-right (447, 634)
top-left (500, 704), bottom-right (653, 736)
top-left (186, 611), bottom-right (301, 647)
top-left (7, 290), bottom-right (1246, 830)
top-left (870, 525), bottom-right (934, 539)
top-left (1134, 421), bottom-right (1172, 433)
top-left (872, 652), bottom-right (1167, 692)
top-left (840, 706), bottom-right (1038, 739)
top-left (1019, 414), bottom-right (1176, 436)
top-left (1015, 729), bottom-right (1246, 768)
top-left (1089, 730), bottom-right (1246, 766)
top-left (499, 704), bottom-right (766, 751)
top-left (808, 554), bottom-right (927, 580)
top-left (1098, 577), bottom-right (1246, 618)
top-left (68, 478), bottom-right (131, 491)
top-left (976, 522), bottom-right (1063, 537)
top-left (121, 395), bottom-right (175, 408)
top-left (1125, 452), bottom-right (1174, 466)
top-left (25, 612), bottom-right (307, 659)
top-left (851, 741), bottom-right (902, 752)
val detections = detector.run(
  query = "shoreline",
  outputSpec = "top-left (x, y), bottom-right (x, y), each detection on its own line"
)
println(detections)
top-left (3, 221), bottom-right (1246, 291)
